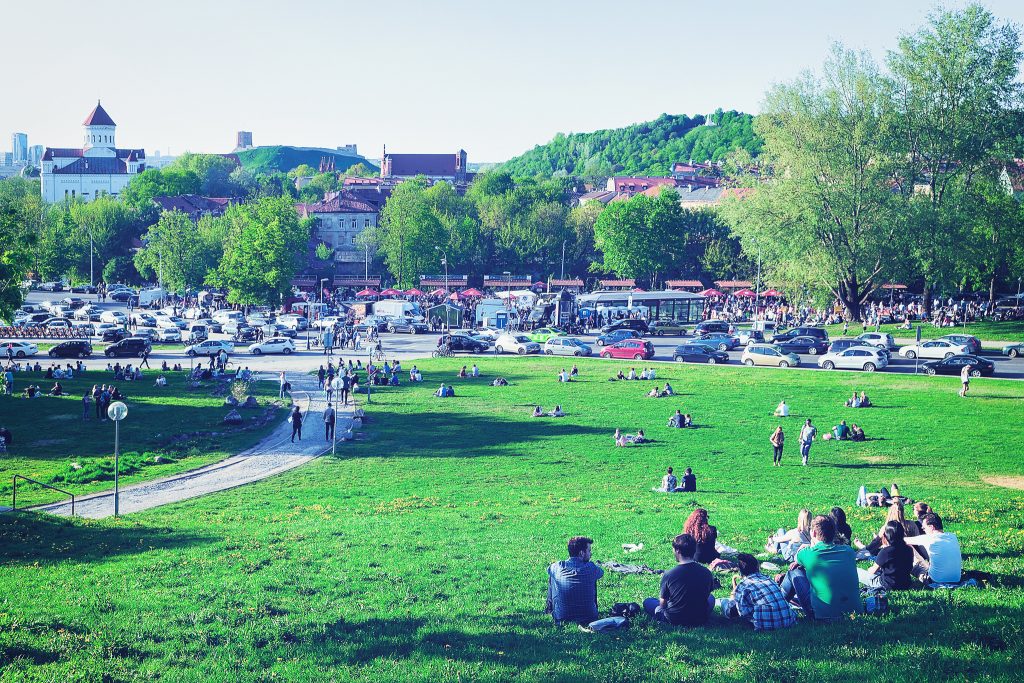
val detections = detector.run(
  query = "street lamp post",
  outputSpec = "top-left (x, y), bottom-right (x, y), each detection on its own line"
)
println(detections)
top-left (1016, 277), bottom-right (1022, 312)
top-left (107, 401), bottom-right (128, 517)
top-left (435, 247), bottom-right (449, 331)
top-left (560, 240), bottom-right (566, 280)
top-left (330, 376), bottom-right (341, 457)
top-left (503, 270), bottom-right (512, 330)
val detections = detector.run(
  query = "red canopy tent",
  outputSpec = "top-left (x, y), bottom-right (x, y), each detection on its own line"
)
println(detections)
top-left (699, 288), bottom-right (724, 297)
top-left (760, 289), bottom-right (782, 297)
top-left (356, 288), bottom-right (379, 297)
top-left (461, 288), bottom-right (483, 297)
top-left (449, 291), bottom-right (465, 301)
top-left (405, 288), bottom-right (424, 296)
top-left (379, 288), bottom-right (402, 296)
top-left (734, 288), bottom-right (757, 297)
top-left (532, 281), bottom-right (546, 290)
top-left (428, 288), bottom-right (447, 297)
top-left (632, 287), bottom-right (646, 292)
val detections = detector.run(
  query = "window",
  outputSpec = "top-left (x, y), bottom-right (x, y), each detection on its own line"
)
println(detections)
top-left (351, 236), bottom-right (357, 245)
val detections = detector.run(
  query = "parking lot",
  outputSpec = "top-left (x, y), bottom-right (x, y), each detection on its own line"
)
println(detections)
top-left (12, 291), bottom-right (1024, 380)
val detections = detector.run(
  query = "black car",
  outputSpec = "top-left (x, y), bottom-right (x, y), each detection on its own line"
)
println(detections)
top-left (649, 319), bottom-right (690, 336)
top-left (60, 297), bottom-right (85, 307)
top-left (694, 320), bottom-right (733, 335)
top-left (233, 328), bottom-right (258, 343)
top-left (772, 326), bottom-right (829, 343)
top-left (49, 340), bottom-right (93, 358)
top-left (102, 328), bottom-right (131, 343)
top-left (600, 318), bottom-right (650, 335)
top-left (109, 289), bottom-right (135, 302)
top-left (922, 355), bottom-right (995, 377)
top-left (104, 337), bottom-right (152, 358)
top-left (673, 343), bottom-right (729, 364)
top-left (776, 336), bottom-right (830, 356)
top-left (441, 334), bottom-right (489, 353)
top-left (388, 318), bottom-right (430, 334)
top-left (69, 283), bottom-right (97, 294)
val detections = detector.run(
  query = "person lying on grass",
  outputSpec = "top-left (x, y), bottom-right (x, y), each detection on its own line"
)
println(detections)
top-left (718, 553), bottom-right (797, 631)
top-left (546, 536), bottom-right (604, 626)
top-left (643, 533), bottom-right (715, 626)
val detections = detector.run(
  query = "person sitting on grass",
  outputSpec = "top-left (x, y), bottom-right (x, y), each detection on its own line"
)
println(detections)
top-left (50, 381), bottom-right (63, 396)
top-left (492, 377), bottom-right (508, 387)
top-left (532, 405), bottom-right (544, 418)
top-left (683, 508), bottom-right (721, 566)
top-left (718, 553), bottom-right (797, 631)
top-left (850, 424), bottom-right (865, 442)
top-left (435, 383), bottom-right (449, 398)
top-left (614, 429), bottom-right (627, 447)
top-left (628, 367), bottom-right (638, 380)
top-left (832, 420), bottom-right (851, 440)
top-left (766, 509), bottom-right (812, 560)
top-left (632, 429), bottom-right (646, 444)
top-left (546, 536), bottom-right (604, 626)
top-left (683, 414), bottom-right (693, 428)
top-left (471, 364), bottom-right (480, 378)
top-left (858, 521), bottom-right (913, 590)
top-left (663, 382), bottom-right (675, 397)
top-left (647, 386), bottom-right (662, 398)
top-left (668, 409), bottom-right (685, 428)
top-left (829, 507), bottom-right (853, 546)
top-left (643, 533), bottom-right (715, 626)
top-left (661, 467), bottom-right (678, 492)
top-left (154, 375), bottom-right (168, 387)
top-left (615, 370), bottom-right (625, 381)
top-left (845, 391), bottom-right (862, 408)
top-left (904, 513), bottom-right (962, 585)
top-left (774, 400), bottom-right (789, 417)
top-left (859, 391), bottom-right (871, 407)
top-left (458, 365), bottom-right (468, 378)
top-left (548, 405), bottom-right (565, 417)
top-left (778, 515), bottom-right (860, 620)
top-left (647, 367), bottom-right (657, 380)
top-left (570, 364), bottom-right (579, 378)
top-left (558, 368), bottom-right (570, 383)
top-left (161, 360), bottom-right (170, 372)
top-left (680, 467), bottom-right (697, 492)
top-left (640, 368), bottom-right (650, 380)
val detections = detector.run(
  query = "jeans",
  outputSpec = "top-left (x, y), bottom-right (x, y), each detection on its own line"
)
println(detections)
top-left (773, 445), bottom-right (783, 465)
top-left (800, 442), bottom-right (811, 464)
top-left (643, 595), bottom-right (715, 624)
top-left (291, 424), bottom-right (302, 442)
top-left (325, 420), bottom-right (335, 440)
top-left (857, 568), bottom-right (883, 589)
top-left (780, 567), bottom-right (814, 618)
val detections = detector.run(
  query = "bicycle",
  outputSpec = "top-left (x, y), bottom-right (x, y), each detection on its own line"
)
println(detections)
top-left (431, 345), bottom-right (454, 358)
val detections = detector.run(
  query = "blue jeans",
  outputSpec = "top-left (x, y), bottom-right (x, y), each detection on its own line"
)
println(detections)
top-left (780, 567), bottom-right (814, 618)
top-left (643, 595), bottom-right (715, 624)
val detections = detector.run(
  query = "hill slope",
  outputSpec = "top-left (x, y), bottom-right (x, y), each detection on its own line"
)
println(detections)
top-left (236, 146), bottom-right (379, 175)
top-left (501, 110), bottom-right (761, 178)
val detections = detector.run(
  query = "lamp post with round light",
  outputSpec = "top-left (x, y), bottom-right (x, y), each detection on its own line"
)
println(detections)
top-left (107, 401), bottom-right (128, 517)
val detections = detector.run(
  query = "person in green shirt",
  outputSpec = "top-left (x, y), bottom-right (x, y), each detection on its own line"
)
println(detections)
top-left (779, 515), bottom-right (860, 619)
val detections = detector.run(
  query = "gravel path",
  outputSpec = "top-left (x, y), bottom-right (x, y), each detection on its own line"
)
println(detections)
top-left (36, 373), bottom-right (354, 519)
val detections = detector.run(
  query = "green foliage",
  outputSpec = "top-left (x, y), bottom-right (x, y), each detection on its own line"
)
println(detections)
top-left (501, 111), bottom-right (762, 180)
top-left (134, 211), bottom-right (226, 292)
top-left (314, 241), bottom-right (333, 261)
top-left (102, 255), bottom-right (138, 284)
top-left (235, 146), bottom-right (378, 175)
top-left (0, 178), bottom-right (41, 319)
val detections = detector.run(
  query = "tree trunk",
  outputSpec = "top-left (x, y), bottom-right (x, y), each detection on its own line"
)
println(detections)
top-left (989, 274), bottom-right (997, 310)
top-left (922, 282), bottom-right (933, 318)
top-left (838, 278), bottom-right (862, 321)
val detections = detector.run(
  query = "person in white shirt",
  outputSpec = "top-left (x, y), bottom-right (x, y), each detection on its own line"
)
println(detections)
top-left (558, 369), bottom-right (570, 383)
top-left (628, 367), bottom-right (638, 381)
top-left (648, 367), bottom-right (656, 380)
top-left (959, 364), bottom-right (970, 397)
top-left (904, 513), bottom-right (962, 584)
top-left (471, 364), bottom-right (480, 378)
top-left (798, 419), bottom-right (817, 467)
top-left (661, 467), bottom-right (678, 492)
top-left (774, 400), bottom-right (789, 417)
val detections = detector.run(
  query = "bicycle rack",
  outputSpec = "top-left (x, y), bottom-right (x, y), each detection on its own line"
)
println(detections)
top-left (12, 475), bottom-right (75, 516)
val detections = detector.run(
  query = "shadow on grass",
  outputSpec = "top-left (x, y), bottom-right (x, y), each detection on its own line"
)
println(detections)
top-left (829, 462), bottom-right (926, 470)
top-left (0, 511), bottom-right (215, 566)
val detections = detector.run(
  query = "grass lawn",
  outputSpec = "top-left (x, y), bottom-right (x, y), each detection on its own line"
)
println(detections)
top-left (1, 357), bottom-right (1022, 681)
top-left (821, 320), bottom-right (1024, 344)
top-left (0, 370), bottom-right (284, 507)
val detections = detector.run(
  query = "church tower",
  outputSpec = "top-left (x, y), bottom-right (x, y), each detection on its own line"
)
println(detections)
top-left (82, 101), bottom-right (116, 156)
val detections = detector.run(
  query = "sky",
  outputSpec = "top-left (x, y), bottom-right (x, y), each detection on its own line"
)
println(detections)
top-left (4, 0), bottom-right (1024, 163)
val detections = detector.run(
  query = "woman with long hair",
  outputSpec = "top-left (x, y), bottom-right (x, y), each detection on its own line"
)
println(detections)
top-left (683, 507), bottom-right (720, 565)
top-left (830, 507), bottom-right (853, 545)
top-left (766, 509), bottom-right (812, 560)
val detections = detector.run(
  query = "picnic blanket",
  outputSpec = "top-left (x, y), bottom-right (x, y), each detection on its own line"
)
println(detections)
top-left (598, 560), bottom-right (663, 575)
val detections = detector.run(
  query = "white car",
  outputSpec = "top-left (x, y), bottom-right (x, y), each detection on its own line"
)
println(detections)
top-left (131, 312), bottom-right (157, 327)
top-left (248, 337), bottom-right (296, 355)
top-left (92, 322), bottom-right (119, 337)
top-left (185, 339), bottom-right (235, 357)
top-left (494, 333), bottom-right (541, 355)
top-left (473, 327), bottom-right (503, 341)
top-left (99, 310), bottom-right (128, 325)
top-left (856, 332), bottom-right (897, 350)
top-left (278, 314), bottom-right (308, 330)
top-left (543, 337), bottom-right (593, 356)
top-left (73, 305), bottom-right (101, 320)
top-left (312, 315), bottom-right (343, 330)
top-left (42, 317), bottom-right (72, 329)
top-left (2, 341), bottom-right (39, 358)
top-left (818, 346), bottom-right (889, 372)
top-left (182, 307), bottom-right (204, 320)
top-left (741, 343), bottom-right (801, 367)
top-left (155, 314), bottom-right (187, 330)
top-left (898, 339), bottom-right (969, 360)
top-left (156, 327), bottom-right (182, 342)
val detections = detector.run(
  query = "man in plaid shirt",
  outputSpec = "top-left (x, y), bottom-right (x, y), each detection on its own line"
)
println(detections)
top-left (546, 536), bottom-right (604, 625)
top-left (718, 553), bottom-right (796, 630)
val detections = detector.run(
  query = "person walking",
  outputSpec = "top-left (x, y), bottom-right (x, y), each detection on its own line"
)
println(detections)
top-left (324, 404), bottom-right (336, 441)
top-left (770, 426), bottom-right (785, 467)
top-left (290, 405), bottom-right (303, 443)
top-left (279, 371), bottom-right (287, 399)
top-left (139, 348), bottom-right (151, 369)
top-left (93, 384), bottom-right (103, 419)
top-left (317, 365), bottom-right (326, 390)
top-left (341, 372), bottom-right (351, 406)
top-left (959, 364), bottom-right (970, 398)
top-left (799, 419), bottom-right (817, 467)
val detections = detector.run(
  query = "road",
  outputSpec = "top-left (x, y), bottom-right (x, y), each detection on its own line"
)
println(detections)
top-left (15, 291), bottom-right (1024, 380)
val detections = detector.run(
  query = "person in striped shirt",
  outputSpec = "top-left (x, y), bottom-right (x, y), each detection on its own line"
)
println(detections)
top-left (718, 553), bottom-right (797, 630)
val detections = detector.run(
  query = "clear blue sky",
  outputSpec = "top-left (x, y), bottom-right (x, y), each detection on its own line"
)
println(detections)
top-left (4, 0), bottom-right (1023, 162)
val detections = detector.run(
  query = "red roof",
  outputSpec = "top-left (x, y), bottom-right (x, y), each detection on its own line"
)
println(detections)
top-left (385, 153), bottom-right (458, 177)
top-left (83, 101), bottom-right (116, 127)
top-left (665, 279), bottom-right (703, 288)
top-left (298, 191), bottom-right (378, 216)
top-left (599, 279), bottom-right (636, 287)
top-left (716, 280), bottom-right (753, 289)
top-left (551, 278), bottom-right (584, 286)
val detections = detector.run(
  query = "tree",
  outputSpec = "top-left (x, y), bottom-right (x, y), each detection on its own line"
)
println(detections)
top-left (720, 47), bottom-right (901, 319)
top-left (134, 211), bottom-right (225, 292)
top-left (102, 255), bottom-right (138, 285)
top-left (887, 4), bottom-right (1023, 311)
top-left (208, 196), bottom-right (311, 306)
top-left (592, 191), bottom-right (678, 284)
top-left (314, 242), bottom-right (333, 261)
top-left (0, 178), bottom-right (42, 319)
top-left (376, 178), bottom-right (446, 288)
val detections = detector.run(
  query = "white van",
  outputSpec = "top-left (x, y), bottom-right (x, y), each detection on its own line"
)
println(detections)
top-left (137, 288), bottom-right (165, 307)
top-left (212, 309), bottom-right (244, 325)
top-left (373, 299), bottom-right (422, 321)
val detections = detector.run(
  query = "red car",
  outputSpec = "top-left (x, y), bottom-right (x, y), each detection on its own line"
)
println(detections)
top-left (600, 338), bottom-right (656, 360)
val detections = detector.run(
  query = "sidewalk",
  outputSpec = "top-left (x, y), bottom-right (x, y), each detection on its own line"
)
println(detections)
top-left (34, 373), bottom-right (355, 519)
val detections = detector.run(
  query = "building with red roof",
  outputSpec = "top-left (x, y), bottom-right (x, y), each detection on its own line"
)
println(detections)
top-left (380, 148), bottom-right (469, 184)
top-left (296, 190), bottom-right (380, 276)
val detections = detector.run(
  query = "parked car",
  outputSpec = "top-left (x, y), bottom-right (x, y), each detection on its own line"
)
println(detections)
top-left (692, 332), bottom-right (741, 351)
top-left (600, 318), bottom-right (650, 336)
top-left (60, 297), bottom-right (86, 308)
top-left (69, 283), bottom-right (97, 294)
top-left (1002, 341), bottom-right (1024, 358)
top-left (74, 305), bottom-right (102, 320)
top-left (856, 332), bottom-right (897, 350)
top-left (600, 338), bottom-right (656, 360)
top-left (771, 326), bottom-right (829, 343)
top-left (922, 354), bottom-right (994, 377)
top-left (233, 327), bottom-right (259, 343)
top-left (278, 314), bottom-right (309, 331)
top-left (104, 337), bottom-right (152, 358)
top-left (37, 281), bottom-right (64, 292)
top-left (222, 320), bottom-right (249, 336)
top-left (736, 328), bottom-right (767, 346)
top-left (828, 338), bottom-right (875, 355)
top-left (439, 333), bottom-right (489, 353)
top-left (101, 328), bottom-right (131, 343)
top-left (156, 327), bottom-right (182, 343)
top-left (99, 310), bottom-right (128, 325)
top-left (261, 323), bottom-right (297, 339)
top-left (937, 334), bottom-right (982, 355)
top-left (898, 339), bottom-right (969, 360)
top-left (817, 346), bottom-right (889, 372)
top-left (543, 337), bottom-right (592, 356)
top-left (649, 319), bottom-right (690, 336)
top-left (775, 336), bottom-right (830, 356)
top-left (388, 318), bottom-right (430, 334)
top-left (131, 312), bottom-right (157, 327)
top-left (741, 343), bottom-right (801, 367)
top-left (248, 337), bottom-right (296, 355)
top-left (186, 323), bottom-right (209, 342)
top-left (185, 339), bottom-right (235, 357)
top-left (524, 327), bottom-right (566, 344)
top-left (108, 289), bottom-right (135, 302)
top-left (49, 340), bottom-right (92, 358)
top-left (673, 343), bottom-right (729, 364)
top-left (42, 317), bottom-right (72, 329)
top-left (355, 316), bottom-right (390, 333)
top-left (693, 320), bottom-right (733, 335)
top-left (2, 341), bottom-right (39, 358)
top-left (494, 333), bottom-right (541, 355)
top-left (312, 316), bottom-right (344, 330)
top-left (596, 329), bottom-right (641, 346)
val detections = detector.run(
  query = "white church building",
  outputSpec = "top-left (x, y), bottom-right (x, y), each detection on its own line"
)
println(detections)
top-left (41, 102), bottom-right (146, 203)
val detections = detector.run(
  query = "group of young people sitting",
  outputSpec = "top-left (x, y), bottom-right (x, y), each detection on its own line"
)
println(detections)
top-left (845, 391), bottom-right (872, 408)
top-left (666, 409), bottom-right (693, 428)
top-left (657, 466), bottom-right (697, 493)
top-left (828, 420), bottom-right (866, 442)
top-left (457, 364), bottom-right (481, 379)
top-left (433, 383), bottom-right (456, 398)
top-left (548, 499), bottom-right (963, 631)
top-left (532, 405), bottom-right (565, 418)
top-left (613, 428), bottom-right (645, 446)
top-left (646, 383), bottom-right (675, 398)
top-left (611, 367), bottom-right (657, 382)
top-left (557, 366), bottom-right (579, 382)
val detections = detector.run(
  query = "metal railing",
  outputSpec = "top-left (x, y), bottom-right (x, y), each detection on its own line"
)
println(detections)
top-left (12, 475), bottom-right (75, 516)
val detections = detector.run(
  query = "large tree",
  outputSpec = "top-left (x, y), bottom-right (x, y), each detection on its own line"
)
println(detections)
top-left (721, 48), bottom-right (901, 319)
top-left (0, 178), bottom-right (42, 319)
top-left (134, 210), bottom-right (226, 293)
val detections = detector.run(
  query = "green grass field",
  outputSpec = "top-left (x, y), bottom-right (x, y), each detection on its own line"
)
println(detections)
top-left (821, 320), bottom-right (1024, 344)
top-left (0, 370), bottom-right (283, 507)
top-left (1, 357), bottom-right (1022, 681)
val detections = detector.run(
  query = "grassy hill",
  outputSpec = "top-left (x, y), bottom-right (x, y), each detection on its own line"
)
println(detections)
top-left (501, 110), bottom-right (762, 178)
top-left (236, 146), bottom-right (379, 175)
top-left (1, 357), bottom-right (1021, 681)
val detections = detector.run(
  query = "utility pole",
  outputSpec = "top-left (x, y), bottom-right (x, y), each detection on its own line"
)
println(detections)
top-left (560, 240), bottom-right (566, 280)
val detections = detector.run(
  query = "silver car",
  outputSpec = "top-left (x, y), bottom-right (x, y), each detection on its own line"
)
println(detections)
top-left (818, 345), bottom-right (889, 372)
top-left (543, 337), bottom-right (593, 356)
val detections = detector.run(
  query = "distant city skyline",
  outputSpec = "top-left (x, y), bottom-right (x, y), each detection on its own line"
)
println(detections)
top-left (3, 1), bottom-right (1024, 163)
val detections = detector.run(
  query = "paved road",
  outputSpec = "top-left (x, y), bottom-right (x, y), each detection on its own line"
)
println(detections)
top-left (15, 291), bottom-right (1024, 380)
